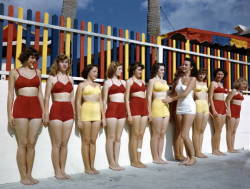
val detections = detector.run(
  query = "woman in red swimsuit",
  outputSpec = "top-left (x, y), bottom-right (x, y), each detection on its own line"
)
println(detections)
top-left (103, 61), bottom-right (126, 171)
top-left (7, 47), bottom-right (44, 185)
top-left (44, 54), bottom-right (74, 179)
top-left (125, 62), bottom-right (148, 168)
top-left (209, 68), bottom-right (228, 155)
top-left (225, 78), bottom-right (247, 153)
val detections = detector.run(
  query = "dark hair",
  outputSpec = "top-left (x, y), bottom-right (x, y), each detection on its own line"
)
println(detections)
top-left (196, 68), bottom-right (207, 81)
top-left (151, 63), bottom-right (165, 78)
top-left (213, 68), bottom-right (228, 79)
top-left (82, 64), bottom-right (98, 79)
top-left (107, 61), bottom-right (122, 78)
top-left (129, 62), bottom-right (145, 77)
top-left (173, 66), bottom-right (185, 86)
top-left (18, 47), bottom-right (39, 64)
top-left (50, 54), bottom-right (71, 76)
top-left (184, 57), bottom-right (198, 77)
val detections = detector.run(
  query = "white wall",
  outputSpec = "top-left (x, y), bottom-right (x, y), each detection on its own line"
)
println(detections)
top-left (0, 80), bottom-right (249, 184)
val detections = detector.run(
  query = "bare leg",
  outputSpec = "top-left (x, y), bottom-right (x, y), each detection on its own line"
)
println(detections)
top-left (114, 118), bottom-right (126, 170)
top-left (199, 114), bottom-right (209, 157)
top-left (230, 118), bottom-right (240, 152)
top-left (175, 115), bottom-right (185, 161)
top-left (212, 115), bottom-right (226, 155)
top-left (49, 120), bottom-right (64, 179)
top-left (158, 117), bottom-right (170, 163)
top-left (151, 117), bottom-right (162, 163)
top-left (79, 121), bottom-right (93, 174)
top-left (226, 117), bottom-right (235, 153)
top-left (14, 119), bottom-right (32, 185)
top-left (26, 118), bottom-right (42, 184)
top-left (90, 121), bottom-right (101, 174)
top-left (137, 116), bottom-right (148, 168)
top-left (60, 120), bottom-right (73, 179)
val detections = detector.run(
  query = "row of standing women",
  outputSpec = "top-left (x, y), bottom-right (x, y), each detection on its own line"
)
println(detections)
top-left (7, 47), bottom-right (248, 185)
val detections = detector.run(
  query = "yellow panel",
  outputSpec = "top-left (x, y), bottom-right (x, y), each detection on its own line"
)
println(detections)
top-left (106, 26), bottom-right (111, 69)
top-left (125, 30), bottom-right (129, 79)
top-left (141, 33), bottom-right (145, 80)
top-left (217, 49), bottom-right (220, 68)
top-left (65, 17), bottom-right (71, 58)
top-left (42, 12), bottom-right (49, 75)
top-left (87, 22), bottom-right (92, 65)
top-left (244, 55), bottom-right (248, 80)
top-left (185, 40), bottom-right (190, 58)
top-left (15, 7), bottom-right (23, 68)
top-left (236, 53), bottom-right (240, 79)
top-left (228, 52), bottom-right (231, 89)
top-left (172, 40), bottom-right (176, 78)
top-left (196, 45), bottom-right (200, 70)
top-left (207, 47), bottom-right (211, 85)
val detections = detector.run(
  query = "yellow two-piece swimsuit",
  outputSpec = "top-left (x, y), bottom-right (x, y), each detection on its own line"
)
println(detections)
top-left (151, 81), bottom-right (170, 118)
top-left (80, 85), bottom-right (102, 122)
top-left (194, 84), bottom-right (209, 114)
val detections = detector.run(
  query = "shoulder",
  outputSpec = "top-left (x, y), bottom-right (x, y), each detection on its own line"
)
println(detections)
top-left (126, 78), bottom-right (133, 85)
top-left (68, 76), bottom-right (74, 83)
top-left (104, 79), bottom-right (112, 86)
top-left (36, 69), bottom-right (41, 75)
top-left (190, 77), bottom-right (196, 82)
top-left (121, 80), bottom-right (126, 85)
top-left (148, 78), bottom-right (155, 85)
top-left (9, 69), bottom-right (17, 77)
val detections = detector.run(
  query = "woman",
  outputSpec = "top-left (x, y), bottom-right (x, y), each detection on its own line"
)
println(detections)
top-left (75, 64), bottom-right (105, 174)
top-left (209, 68), bottom-right (228, 155)
top-left (193, 69), bottom-right (209, 158)
top-left (103, 61), bottom-right (126, 171)
top-left (172, 57), bottom-right (197, 166)
top-left (225, 78), bottom-right (247, 153)
top-left (125, 62), bottom-right (148, 168)
top-left (147, 63), bottom-right (170, 164)
top-left (7, 47), bottom-right (44, 185)
top-left (44, 54), bottom-right (74, 179)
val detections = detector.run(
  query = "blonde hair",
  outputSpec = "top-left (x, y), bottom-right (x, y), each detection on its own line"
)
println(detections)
top-left (233, 78), bottom-right (248, 90)
top-left (107, 61), bottom-right (122, 78)
top-left (50, 54), bottom-right (71, 76)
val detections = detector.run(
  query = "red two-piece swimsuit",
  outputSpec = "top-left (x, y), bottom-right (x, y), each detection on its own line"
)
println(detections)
top-left (105, 80), bottom-right (127, 119)
top-left (13, 69), bottom-right (42, 119)
top-left (129, 81), bottom-right (148, 116)
top-left (49, 77), bottom-right (74, 122)
top-left (230, 93), bottom-right (244, 118)
top-left (212, 86), bottom-right (228, 115)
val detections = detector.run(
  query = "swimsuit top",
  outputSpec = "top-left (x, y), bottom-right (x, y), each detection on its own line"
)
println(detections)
top-left (153, 81), bottom-right (169, 92)
top-left (51, 76), bottom-right (73, 93)
top-left (175, 79), bottom-right (194, 101)
top-left (194, 84), bottom-right (208, 92)
top-left (130, 80), bottom-right (146, 93)
top-left (108, 79), bottom-right (126, 95)
top-left (214, 86), bottom-right (227, 94)
top-left (232, 93), bottom-right (244, 100)
top-left (15, 69), bottom-right (40, 90)
top-left (82, 85), bottom-right (101, 96)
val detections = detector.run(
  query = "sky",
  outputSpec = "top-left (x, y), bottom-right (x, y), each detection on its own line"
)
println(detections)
top-left (0, 0), bottom-right (250, 35)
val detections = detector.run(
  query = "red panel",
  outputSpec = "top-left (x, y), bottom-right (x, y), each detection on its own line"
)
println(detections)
top-left (151, 36), bottom-right (156, 65)
top-left (135, 32), bottom-right (140, 62)
top-left (100, 25), bottom-right (105, 79)
top-left (59, 16), bottom-right (65, 54)
top-left (118, 29), bottom-right (124, 79)
top-left (224, 51), bottom-right (229, 89)
top-left (79, 21), bottom-right (85, 76)
top-left (168, 39), bottom-right (173, 83)
top-left (6, 5), bottom-right (14, 71)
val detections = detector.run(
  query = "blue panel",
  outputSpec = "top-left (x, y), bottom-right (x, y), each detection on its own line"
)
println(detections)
top-left (51, 15), bottom-right (59, 67)
top-left (0, 3), bottom-right (4, 69)
top-left (26, 9), bottom-right (32, 48)
top-left (163, 39), bottom-right (168, 80)
top-left (112, 27), bottom-right (117, 61)
top-left (145, 35), bottom-right (151, 81)
top-left (93, 23), bottom-right (98, 65)
top-left (130, 31), bottom-right (135, 65)
top-left (72, 19), bottom-right (78, 76)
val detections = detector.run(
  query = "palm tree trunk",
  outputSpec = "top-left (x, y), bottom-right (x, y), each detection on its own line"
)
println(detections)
top-left (61, 0), bottom-right (78, 20)
top-left (147, 0), bottom-right (161, 37)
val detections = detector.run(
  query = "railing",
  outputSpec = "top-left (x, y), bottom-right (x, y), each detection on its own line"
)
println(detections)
top-left (0, 3), bottom-right (249, 89)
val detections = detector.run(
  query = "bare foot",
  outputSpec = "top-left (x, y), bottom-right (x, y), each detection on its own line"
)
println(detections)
top-left (138, 161), bottom-right (147, 168)
top-left (85, 169), bottom-right (94, 175)
top-left (91, 168), bottom-right (100, 174)
top-left (20, 178), bottom-right (33, 185)
top-left (55, 174), bottom-right (65, 180)
top-left (212, 151), bottom-right (225, 156)
top-left (152, 159), bottom-right (162, 164)
top-left (62, 172), bottom-right (71, 179)
top-left (159, 158), bottom-right (169, 164)
top-left (28, 176), bottom-right (39, 184)
top-left (179, 157), bottom-right (190, 165)
top-left (131, 162), bottom-right (143, 168)
top-left (109, 165), bottom-right (121, 171)
top-left (116, 164), bottom-right (125, 171)
top-left (175, 155), bottom-right (186, 161)
top-left (228, 149), bottom-right (240, 153)
top-left (196, 153), bottom-right (208, 158)
top-left (184, 158), bottom-right (196, 166)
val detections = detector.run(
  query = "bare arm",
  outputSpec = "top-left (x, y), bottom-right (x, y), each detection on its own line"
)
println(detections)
top-left (99, 84), bottom-right (106, 127)
top-left (225, 89), bottom-right (236, 113)
top-left (208, 81), bottom-right (216, 114)
top-left (173, 77), bottom-right (196, 101)
top-left (147, 79), bottom-right (154, 117)
top-left (102, 80), bottom-right (110, 115)
top-left (125, 79), bottom-right (132, 118)
top-left (7, 70), bottom-right (16, 127)
top-left (75, 82), bottom-right (84, 122)
top-left (37, 70), bottom-right (45, 117)
top-left (44, 76), bottom-right (53, 118)
top-left (69, 77), bottom-right (75, 117)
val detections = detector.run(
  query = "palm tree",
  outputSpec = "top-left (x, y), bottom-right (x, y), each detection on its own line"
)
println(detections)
top-left (61, 0), bottom-right (78, 20)
top-left (147, 0), bottom-right (161, 37)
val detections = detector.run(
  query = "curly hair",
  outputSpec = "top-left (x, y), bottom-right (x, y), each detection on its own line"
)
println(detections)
top-left (129, 62), bottom-right (145, 77)
top-left (151, 63), bottom-right (165, 78)
top-left (233, 78), bottom-right (248, 90)
top-left (196, 68), bottom-right (207, 81)
top-left (213, 68), bottom-right (228, 79)
top-left (49, 54), bottom-right (71, 76)
top-left (82, 64), bottom-right (99, 79)
top-left (107, 61), bottom-right (122, 78)
top-left (18, 47), bottom-right (39, 64)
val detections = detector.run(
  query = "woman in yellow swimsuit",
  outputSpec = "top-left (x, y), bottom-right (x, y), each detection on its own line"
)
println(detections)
top-left (75, 64), bottom-right (106, 174)
top-left (147, 63), bottom-right (170, 164)
top-left (193, 69), bottom-right (209, 158)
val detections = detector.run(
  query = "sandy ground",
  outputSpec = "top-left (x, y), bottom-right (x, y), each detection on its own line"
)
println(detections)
top-left (1, 150), bottom-right (249, 189)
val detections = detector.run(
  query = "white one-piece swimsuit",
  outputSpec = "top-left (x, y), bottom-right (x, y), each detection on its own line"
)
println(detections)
top-left (175, 79), bottom-right (196, 115)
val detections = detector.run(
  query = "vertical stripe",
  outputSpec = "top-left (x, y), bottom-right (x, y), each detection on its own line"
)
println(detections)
top-left (141, 33), bottom-right (145, 81)
top-left (112, 27), bottom-right (118, 62)
top-left (204, 47), bottom-right (207, 69)
top-left (210, 48), bottom-right (215, 80)
top-left (106, 25), bottom-right (111, 68)
top-left (200, 45), bottom-right (204, 68)
top-left (72, 19), bottom-right (78, 76)
top-left (130, 31), bottom-right (135, 64)
top-left (42, 12), bottom-right (49, 74)
top-left (100, 25), bottom-right (105, 78)
top-left (163, 39), bottom-right (168, 80)
top-left (59, 16), bottom-right (65, 54)
top-left (65, 17), bottom-right (71, 58)
top-left (244, 55), bottom-right (248, 80)
top-left (125, 30), bottom-right (129, 79)
top-left (185, 40), bottom-right (190, 57)
top-left (87, 22), bottom-right (92, 65)
top-left (217, 49), bottom-right (220, 68)
top-left (172, 39), bottom-right (176, 78)
top-left (196, 44), bottom-right (200, 70)
top-left (227, 52), bottom-right (231, 89)
top-left (224, 51), bottom-right (229, 89)
top-left (214, 48), bottom-right (217, 68)
top-left (26, 9), bottom-right (32, 47)
top-left (157, 36), bottom-right (161, 63)
top-left (51, 15), bottom-right (59, 66)
top-left (181, 41), bottom-right (185, 64)
top-left (6, 5), bottom-right (14, 71)
top-left (231, 52), bottom-right (235, 87)
top-left (176, 40), bottom-right (181, 67)
top-left (16, 8), bottom-right (24, 68)
top-left (136, 32), bottom-right (140, 62)
top-left (94, 23), bottom-right (99, 65)
top-left (118, 29), bottom-right (124, 78)
top-left (145, 35), bottom-right (151, 81)
top-left (34, 11), bottom-right (40, 52)
top-left (168, 39), bottom-right (172, 83)
top-left (79, 21), bottom-right (85, 76)
top-left (236, 53), bottom-right (240, 79)
top-left (0, 3), bottom-right (4, 68)
top-left (151, 36), bottom-right (156, 65)
top-left (207, 47), bottom-right (211, 85)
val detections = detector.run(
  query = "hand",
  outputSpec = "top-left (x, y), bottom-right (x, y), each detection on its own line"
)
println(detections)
top-left (226, 110), bottom-right (231, 117)
top-left (102, 118), bottom-right (106, 128)
top-left (76, 120), bottom-right (84, 129)
top-left (212, 110), bottom-right (219, 117)
top-left (8, 115), bottom-right (15, 128)
top-left (162, 97), bottom-right (173, 104)
top-left (148, 114), bottom-right (152, 122)
top-left (127, 115), bottom-right (133, 125)
top-left (43, 113), bottom-right (49, 127)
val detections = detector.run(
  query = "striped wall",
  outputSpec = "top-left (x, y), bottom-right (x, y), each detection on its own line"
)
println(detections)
top-left (0, 4), bottom-right (249, 88)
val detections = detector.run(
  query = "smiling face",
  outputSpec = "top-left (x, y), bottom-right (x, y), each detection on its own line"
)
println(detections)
top-left (197, 72), bottom-right (206, 82)
top-left (134, 66), bottom-right (143, 78)
top-left (58, 59), bottom-right (69, 73)
top-left (157, 65), bottom-right (165, 78)
top-left (88, 66), bottom-right (98, 80)
top-left (215, 71), bottom-right (225, 82)
top-left (240, 81), bottom-right (248, 91)
top-left (182, 60), bottom-right (192, 74)
top-left (115, 65), bottom-right (123, 78)
top-left (26, 55), bottom-right (38, 69)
